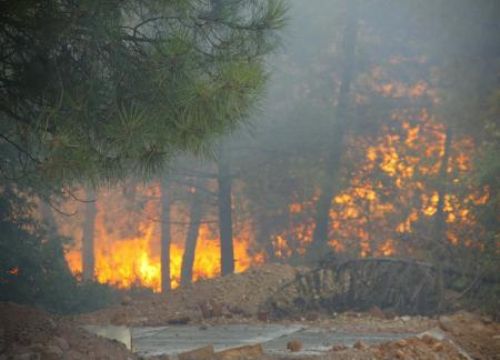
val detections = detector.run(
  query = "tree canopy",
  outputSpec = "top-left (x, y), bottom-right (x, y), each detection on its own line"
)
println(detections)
top-left (0, 0), bottom-right (287, 189)
top-left (0, 0), bottom-right (287, 312)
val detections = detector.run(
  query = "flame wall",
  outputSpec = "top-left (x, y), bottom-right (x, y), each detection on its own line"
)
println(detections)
top-left (62, 181), bottom-right (264, 292)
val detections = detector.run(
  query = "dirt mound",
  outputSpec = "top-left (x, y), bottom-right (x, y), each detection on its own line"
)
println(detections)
top-left (0, 302), bottom-right (136, 360)
top-left (77, 263), bottom-right (299, 326)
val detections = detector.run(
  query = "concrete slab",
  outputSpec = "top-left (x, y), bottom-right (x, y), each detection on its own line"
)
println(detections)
top-left (84, 325), bottom-right (132, 350)
top-left (132, 324), bottom-right (412, 357)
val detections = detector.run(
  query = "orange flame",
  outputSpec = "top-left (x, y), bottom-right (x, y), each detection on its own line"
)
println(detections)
top-left (272, 59), bottom-right (488, 259)
top-left (61, 181), bottom-right (263, 292)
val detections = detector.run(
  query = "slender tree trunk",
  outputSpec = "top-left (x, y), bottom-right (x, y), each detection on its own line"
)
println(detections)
top-left (433, 126), bottom-right (452, 310)
top-left (434, 126), bottom-right (453, 247)
top-left (218, 144), bottom-right (235, 276)
top-left (39, 199), bottom-right (68, 269)
top-left (260, 220), bottom-right (277, 262)
top-left (310, 0), bottom-right (359, 258)
top-left (82, 189), bottom-right (96, 281)
top-left (161, 177), bottom-right (172, 293)
top-left (180, 183), bottom-right (203, 286)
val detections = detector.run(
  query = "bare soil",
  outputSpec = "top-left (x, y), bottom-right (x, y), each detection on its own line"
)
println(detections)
top-left (76, 263), bottom-right (300, 326)
top-left (0, 302), bottom-right (137, 360)
top-left (2, 264), bottom-right (499, 359)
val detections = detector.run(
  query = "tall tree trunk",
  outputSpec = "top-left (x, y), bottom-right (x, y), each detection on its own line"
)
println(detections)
top-left (309, 0), bottom-right (359, 259)
top-left (218, 144), bottom-right (235, 276)
top-left (180, 181), bottom-right (204, 286)
top-left (260, 219), bottom-right (277, 262)
top-left (39, 199), bottom-right (68, 269)
top-left (82, 189), bottom-right (96, 281)
top-left (433, 126), bottom-right (452, 310)
top-left (434, 126), bottom-right (453, 248)
top-left (161, 177), bottom-right (172, 293)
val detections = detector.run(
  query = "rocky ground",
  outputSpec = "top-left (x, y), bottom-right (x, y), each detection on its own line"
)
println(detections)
top-left (1, 264), bottom-right (499, 359)
top-left (0, 302), bottom-right (136, 360)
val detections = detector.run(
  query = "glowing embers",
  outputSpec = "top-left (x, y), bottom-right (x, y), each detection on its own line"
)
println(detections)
top-left (0, 266), bottom-right (21, 284)
top-left (7, 267), bottom-right (20, 276)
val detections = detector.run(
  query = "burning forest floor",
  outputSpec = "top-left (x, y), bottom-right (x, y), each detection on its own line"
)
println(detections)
top-left (1, 264), bottom-right (499, 359)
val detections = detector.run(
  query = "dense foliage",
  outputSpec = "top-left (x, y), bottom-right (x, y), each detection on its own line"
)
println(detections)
top-left (0, 0), bottom-right (286, 312)
top-left (0, 188), bottom-right (117, 313)
top-left (0, 0), bottom-right (286, 187)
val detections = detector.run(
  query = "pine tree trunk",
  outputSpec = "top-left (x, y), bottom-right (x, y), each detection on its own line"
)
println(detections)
top-left (434, 127), bottom-right (452, 311)
top-left (434, 126), bottom-right (453, 248)
top-left (180, 183), bottom-right (203, 286)
top-left (161, 178), bottom-right (172, 293)
top-left (218, 144), bottom-right (235, 276)
top-left (82, 189), bottom-right (96, 281)
top-left (260, 220), bottom-right (277, 262)
top-left (310, 0), bottom-right (359, 258)
top-left (39, 199), bottom-right (69, 270)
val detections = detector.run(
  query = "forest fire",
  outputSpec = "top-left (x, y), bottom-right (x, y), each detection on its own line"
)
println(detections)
top-left (1, 3), bottom-right (499, 360)
top-left (54, 58), bottom-right (491, 294)
top-left (58, 69), bottom-right (489, 293)
top-left (61, 184), bottom-right (264, 292)
top-left (271, 62), bottom-right (489, 260)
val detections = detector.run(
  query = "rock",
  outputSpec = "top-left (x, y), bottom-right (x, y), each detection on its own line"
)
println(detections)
top-left (432, 341), bottom-right (444, 352)
top-left (395, 339), bottom-right (407, 348)
top-left (368, 305), bottom-right (386, 319)
top-left (394, 349), bottom-right (406, 359)
top-left (215, 344), bottom-right (264, 360)
top-left (286, 340), bottom-right (303, 352)
top-left (438, 316), bottom-right (454, 333)
top-left (400, 315), bottom-right (411, 322)
top-left (368, 306), bottom-right (386, 319)
top-left (420, 334), bottom-right (437, 345)
top-left (178, 345), bottom-right (214, 360)
top-left (353, 340), bottom-right (368, 350)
